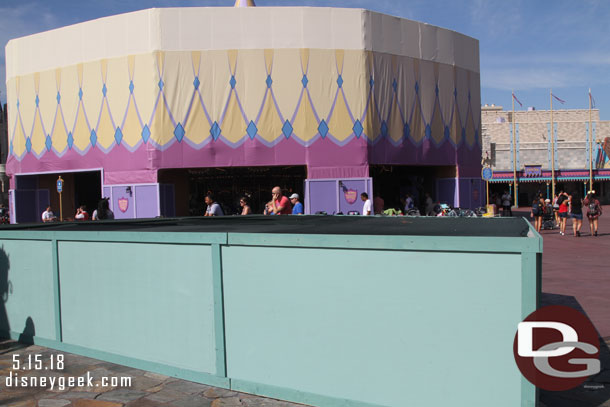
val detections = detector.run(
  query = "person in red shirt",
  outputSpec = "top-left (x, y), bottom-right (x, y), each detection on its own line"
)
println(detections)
top-left (269, 186), bottom-right (292, 215)
top-left (75, 205), bottom-right (90, 221)
top-left (557, 192), bottom-right (569, 236)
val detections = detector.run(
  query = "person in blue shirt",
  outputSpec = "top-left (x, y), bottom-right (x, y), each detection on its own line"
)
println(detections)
top-left (290, 193), bottom-right (304, 215)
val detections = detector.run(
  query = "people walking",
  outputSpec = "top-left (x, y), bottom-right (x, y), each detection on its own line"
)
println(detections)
top-left (42, 206), bottom-right (57, 222)
top-left (424, 193), bottom-right (434, 216)
top-left (239, 196), bottom-right (252, 215)
top-left (361, 192), bottom-right (373, 216)
top-left (569, 192), bottom-right (583, 237)
top-left (501, 190), bottom-right (512, 217)
top-left (75, 205), bottom-right (90, 220)
top-left (204, 194), bottom-right (224, 217)
top-left (530, 194), bottom-right (545, 232)
top-left (92, 198), bottom-right (114, 220)
top-left (583, 191), bottom-right (602, 236)
top-left (557, 191), bottom-right (569, 235)
top-left (290, 193), bottom-right (304, 215)
top-left (268, 186), bottom-right (292, 215)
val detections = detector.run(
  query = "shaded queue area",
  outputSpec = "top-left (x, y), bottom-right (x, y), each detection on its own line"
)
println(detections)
top-left (158, 166), bottom-right (307, 217)
top-left (10, 170), bottom-right (102, 223)
top-left (8, 164), bottom-right (484, 223)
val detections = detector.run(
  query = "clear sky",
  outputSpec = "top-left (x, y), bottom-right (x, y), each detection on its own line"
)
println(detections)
top-left (2, 0), bottom-right (610, 118)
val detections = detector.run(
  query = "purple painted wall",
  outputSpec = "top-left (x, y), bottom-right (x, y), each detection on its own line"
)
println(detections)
top-left (307, 181), bottom-right (337, 214)
top-left (135, 185), bottom-right (159, 218)
top-left (456, 178), bottom-right (485, 209)
top-left (437, 178), bottom-right (457, 207)
top-left (14, 189), bottom-right (49, 223)
top-left (339, 179), bottom-right (371, 214)
top-left (306, 178), bottom-right (372, 215)
top-left (111, 186), bottom-right (135, 220)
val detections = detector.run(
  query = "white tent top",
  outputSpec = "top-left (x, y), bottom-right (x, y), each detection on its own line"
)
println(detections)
top-left (5, 7), bottom-right (479, 80)
top-left (234, 0), bottom-right (256, 6)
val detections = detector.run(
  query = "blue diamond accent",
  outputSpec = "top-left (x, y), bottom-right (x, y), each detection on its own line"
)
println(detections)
top-left (158, 79), bottom-right (164, 91)
top-left (435, 85), bottom-right (439, 96)
top-left (90, 130), bottom-right (97, 147)
top-left (404, 123), bottom-right (410, 139)
top-left (392, 79), bottom-right (398, 92)
top-left (453, 88), bottom-right (458, 98)
top-left (129, 81), bottom-right (134, 94)
top-left (415, 82), bottom-right (419, 94)
top-left (425, 124), bottom-right (432, 139)
top-left (102, 84), bottom-right (107, 97)
top-left (56, 92), bottom-right (61, 104)
top-left (475, 130), bottom-right (479, 140)
top-left (78, 88), bottom-right (83, 100)
top-left (45, 135), bottom-right (52, 151)
top-left (353, 120), bottom-right (364, 138)
top-left (461, 128), bottom-right (466, 140)
top-left (246, 121), bottom-right (258, 139)
top-left (381, 121), bottom-right (389, 138)
top-left (266, 75), bottom-right (273, 88)
top-left (193, 77), bottom-right (200, 90)
top-left (301, 75), bottom-right (309, 88)
top-left (16, 99), bottom-right (20, 109)
top-left (444, 126), bottom-right (450, 139)
top-left (282, 120), bottom-right (293, 139)
top-left (337, 75), bottom-right (344, 88)
top-left (68, 132), bottom-right (74, 149)
top-left (25, 138), bottom-right (32, 153)
top-left (9, 142), bottom-right (13, 155)
top-left (210, 122), bottom-right (221, 141)
top-left (369, 76), bottom-right (374, 87)
top-left (230, 75), bottom-right (236, 89)
top-left (141, 125), bottom-right (151, 143)
top-left (174, 123), bottom-right (185, 142)
top-left (35, 95), bottom-right (40, 107)
top-left (468, 91), bottom-right (471, 101)
top-left (114, 127), bottom-right (123, 145)
top-left (318, 120), bottom-right (329, 138)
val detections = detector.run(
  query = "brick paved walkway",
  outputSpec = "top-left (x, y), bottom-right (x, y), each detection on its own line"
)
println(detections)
top-left (513, 208), bottom-right (610, 339)
top-left (0, 341), bottom-right (303, 407)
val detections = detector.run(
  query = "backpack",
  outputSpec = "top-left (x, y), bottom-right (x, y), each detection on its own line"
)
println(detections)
top-left (532, 201), bottom-right (540, 215)
top-left (589, 201), bottom-right (599, 216)
top-left (557, 195), bottom-right (566, 206)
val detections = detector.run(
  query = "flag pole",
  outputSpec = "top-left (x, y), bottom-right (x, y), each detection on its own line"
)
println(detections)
top-left (550, 89), bottom-right (555, 200)
top-left (589, 88), bottom-right (593, 192)
top-left (512, 91), bottom-right (518, 207)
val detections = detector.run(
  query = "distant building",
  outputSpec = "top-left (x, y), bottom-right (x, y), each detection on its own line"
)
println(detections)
top-left (481, 104), bottom-right (610, 205)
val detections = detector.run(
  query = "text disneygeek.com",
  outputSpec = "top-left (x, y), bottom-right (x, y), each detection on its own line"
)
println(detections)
top-left (3, 353), bottom-right (132, 391)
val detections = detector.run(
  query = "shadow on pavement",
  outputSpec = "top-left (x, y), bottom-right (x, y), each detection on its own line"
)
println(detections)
top-left (540, 292), bottom-right (610, 407)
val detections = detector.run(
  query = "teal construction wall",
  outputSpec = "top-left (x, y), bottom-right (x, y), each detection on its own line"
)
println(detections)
top-left (0, 225), bottom-right (542, 407)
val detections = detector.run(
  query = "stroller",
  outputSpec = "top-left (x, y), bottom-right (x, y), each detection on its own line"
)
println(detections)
top-left (542, 201), bottom-right (555, 230)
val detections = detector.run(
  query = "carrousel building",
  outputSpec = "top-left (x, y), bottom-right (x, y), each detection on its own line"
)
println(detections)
top-left (5, 0), bottom-right (483, 221)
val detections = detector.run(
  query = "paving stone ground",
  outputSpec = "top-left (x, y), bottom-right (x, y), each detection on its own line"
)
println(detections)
top-left (0, 341), bottom-right (304, 407)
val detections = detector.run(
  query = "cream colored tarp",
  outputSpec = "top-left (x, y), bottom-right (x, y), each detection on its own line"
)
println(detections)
top-left (6, 7), bottom-right (479, 82)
